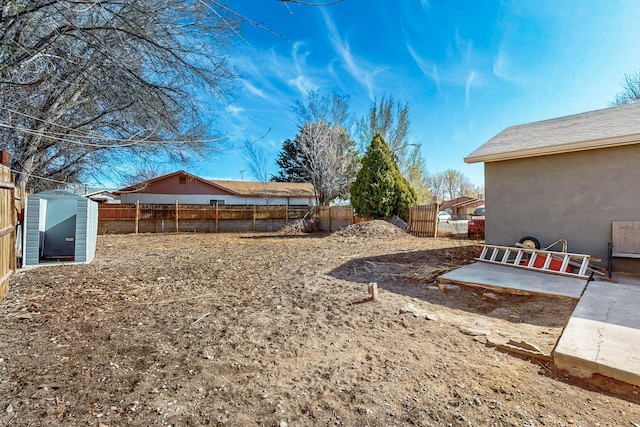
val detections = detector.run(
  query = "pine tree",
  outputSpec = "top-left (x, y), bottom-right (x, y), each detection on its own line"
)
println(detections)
top-left (351, 134), bottom-right (417, 221)
top-left (271, 139), bottom-right (311, 183)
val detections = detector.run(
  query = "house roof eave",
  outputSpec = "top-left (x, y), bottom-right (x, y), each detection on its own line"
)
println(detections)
top-left (465, 134), bottom-right (640, 164)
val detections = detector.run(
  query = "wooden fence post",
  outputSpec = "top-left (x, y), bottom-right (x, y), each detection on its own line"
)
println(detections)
top-left (135, 201), bottom-right (140, 234)
top-left (0, 155), bottom-right (16, 302)
top-left (215, 202), bottom-right (219, 233)
top-left (434, 203), bottom-right (440, 238)
top-left (285, 204), bottom-right (289, 227)
top-left (408, 206), bottom-right (414, 234)
top-left (210, 203), bottom-right (214, 233)
top-left (253, 205), bottom-right (256, 232)
top-left (175, 200), bottom-right (179, 232)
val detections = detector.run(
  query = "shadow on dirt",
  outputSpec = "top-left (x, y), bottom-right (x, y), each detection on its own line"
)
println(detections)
top-left (327, 246), bottom-right (577, 328)
top-left (239, 232), bottom-right (331, 239)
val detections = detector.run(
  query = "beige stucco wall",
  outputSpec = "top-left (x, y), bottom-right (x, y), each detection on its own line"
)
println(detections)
top-left (485, 144), bottom-right (640, 268)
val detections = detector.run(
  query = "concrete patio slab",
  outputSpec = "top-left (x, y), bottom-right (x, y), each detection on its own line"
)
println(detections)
top-left (439, 263), bottom-right (640, 386)
top-left (438, 262), bottom-right (588, 299)
top-left (553, 280), bottom-right (640, 386)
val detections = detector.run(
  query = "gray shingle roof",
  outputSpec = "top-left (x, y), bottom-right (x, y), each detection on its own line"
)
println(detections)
top-left (465, 102), bottom-right (640, 163)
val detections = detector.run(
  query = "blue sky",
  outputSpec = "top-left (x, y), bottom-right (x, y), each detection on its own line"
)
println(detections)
top-left (187, 0), bottom-right (640, 187)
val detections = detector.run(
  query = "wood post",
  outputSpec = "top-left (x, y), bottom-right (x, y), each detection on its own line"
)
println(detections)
top-left (434, 203), bottom-right (439, 238)
top-left (135, 201), bottom-right (140, 234)
top-left (252, 205), bottom-right (256, 232)
top-left (369, 282), bottom-right (378, 300)
top-left (215, 202), bottom-right (219, 233)
top-left (0, 158), bottom-right (16, 302)
top-left (175, 200), bottom-right (179, 232)
top-left (285, 204), bottom-right (289, 227)
top-left (407, 206), bottom-right (413, 234)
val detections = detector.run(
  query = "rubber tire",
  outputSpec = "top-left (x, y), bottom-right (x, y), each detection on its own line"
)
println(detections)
top-left (519, 236), bottom-right (541, 249)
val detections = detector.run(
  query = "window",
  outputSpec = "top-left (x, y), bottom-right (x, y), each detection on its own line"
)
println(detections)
top-left (179, 176), bottom-right (186, 184)
top-left (210, 199), bottom-right (224, 206)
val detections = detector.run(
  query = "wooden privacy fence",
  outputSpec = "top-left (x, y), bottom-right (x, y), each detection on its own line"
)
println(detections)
top-left (98, 203), bottom-right (354, 234)
top-left (0, 153), bottom-right (16, 302)
top-left (408, 204), bottom-right (439, 237)
top-left (314, 206), bottom-right (354, 232)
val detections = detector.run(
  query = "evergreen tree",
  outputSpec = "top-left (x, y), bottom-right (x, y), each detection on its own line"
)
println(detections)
top-left (351, 134), bottom-right (417, 221)
top-left (271, 139), bottom-right (311, 183)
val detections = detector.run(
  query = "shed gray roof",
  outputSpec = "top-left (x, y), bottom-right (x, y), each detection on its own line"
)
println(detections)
top-left (465, 102), bottom-right (640, 163)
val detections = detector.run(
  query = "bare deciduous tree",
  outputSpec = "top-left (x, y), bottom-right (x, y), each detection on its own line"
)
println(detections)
top-left (611, 71), bottom-right (640, 106)
top-left (1, 0), bottom-right (240, 193)
top-left (273, 90), bottom-right (358, 205)
top-left (243, 139), bottom-right (273, 204)
top-left (356, 95), bottom-right (410, 166)
top-left (0, 1), bottom-right (344, 193)
top-left (404, 144), bottom-right (432, 204)
top-left (429, 169), bottom-right (478, 201)
top-left (293, 90), bottom-right (351, 129)
top-left (297, 121), bottom-right (358, 205)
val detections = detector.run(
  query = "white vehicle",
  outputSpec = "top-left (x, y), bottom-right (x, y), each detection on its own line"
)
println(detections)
top-left (438, 211), bottom-right (452, 221)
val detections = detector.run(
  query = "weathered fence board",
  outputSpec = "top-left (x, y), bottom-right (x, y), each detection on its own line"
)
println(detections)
top-left (315, 206), bottom-right (353, 232)
top-left (408, 204), bottom-right (439, 237)
top-left (0, 157), bottom-right (16, 302)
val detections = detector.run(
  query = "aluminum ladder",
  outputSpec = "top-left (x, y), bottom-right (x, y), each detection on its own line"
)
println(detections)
top-left (477, 244), bottom-right (592, 279)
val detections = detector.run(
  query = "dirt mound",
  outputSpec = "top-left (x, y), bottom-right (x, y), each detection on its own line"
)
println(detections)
top-left (332, 219), bottom-right (409, 239)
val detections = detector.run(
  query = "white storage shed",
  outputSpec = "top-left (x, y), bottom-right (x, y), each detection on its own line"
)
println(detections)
top-left (23, 190), bottom-right (98, 267)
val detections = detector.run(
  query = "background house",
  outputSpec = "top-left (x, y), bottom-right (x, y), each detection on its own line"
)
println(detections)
top-left (115, 171), bottom-right (316, 206)
top-left (465, 102), bottom-right (640, 269)
top-left (85, 189), bottom-right (120, 204)
top-left (440, 196), bottom-right (484, 219)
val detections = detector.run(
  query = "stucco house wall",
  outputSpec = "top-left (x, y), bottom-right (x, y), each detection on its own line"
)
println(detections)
top-left (485, 143), bottom-right (639, 262)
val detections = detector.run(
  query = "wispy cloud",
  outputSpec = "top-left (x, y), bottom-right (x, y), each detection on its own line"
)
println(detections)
top-left (492, 47), bottom-right (508, 79)
top-left (465, 71), bottom-right (476, 106)
top-left (230, 44), bottom-right (313, 109)
top-left (287, 41), bottom-right (317, 95)
top-left (420, 0), bottom-right (430, 10)
top-left (407, 30), bottom-right (482, 107)
top-left (407, 44), bottom-right (441, 92)
top-left (321, 9), bottom-right (383, 99)
top-left (408, 43), bottom-right (474, 89)
top-left (453, 28), bottom-right (474, 65)
top-left (492, 45), bottom-right (529, 84)
top-left (242, 81), bottom-right (267, 100)
top-left (226, 104), bottom-right (244, 115)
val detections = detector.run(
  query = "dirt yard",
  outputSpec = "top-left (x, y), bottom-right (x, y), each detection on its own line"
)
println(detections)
top-left (1, 221), bottom-right (639, 426)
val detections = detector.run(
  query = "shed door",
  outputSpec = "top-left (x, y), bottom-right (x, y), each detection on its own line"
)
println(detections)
top-left (41, 198), bottom-right (76, 259)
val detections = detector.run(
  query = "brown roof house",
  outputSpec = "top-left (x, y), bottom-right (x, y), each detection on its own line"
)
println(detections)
top-left (465, 102), bottom-right (640, 267)
top-left (440, 196), bottom-right (484, 219)
top-left (115, 171), bottom-right (316, 206)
